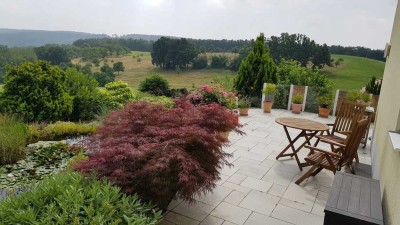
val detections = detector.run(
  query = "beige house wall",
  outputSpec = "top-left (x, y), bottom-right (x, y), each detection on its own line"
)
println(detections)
top-left (371, 1), bottom-right (400, 225)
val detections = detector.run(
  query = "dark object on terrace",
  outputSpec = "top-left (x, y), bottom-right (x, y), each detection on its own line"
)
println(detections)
top-left (324, 172), bottom-right (383, 225)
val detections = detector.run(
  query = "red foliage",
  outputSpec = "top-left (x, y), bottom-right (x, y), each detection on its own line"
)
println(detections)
top-left (74, 100), bottom-right (243, 209)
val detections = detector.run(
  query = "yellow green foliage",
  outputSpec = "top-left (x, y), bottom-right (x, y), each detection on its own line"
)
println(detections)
top-left (29, 121), bottom-right (98, 142)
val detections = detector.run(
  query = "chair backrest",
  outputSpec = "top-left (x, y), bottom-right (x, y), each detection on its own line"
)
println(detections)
top-left (333, 101), bottom-right (366, 134)
top-left (339, 119), bottom-right (369, 166)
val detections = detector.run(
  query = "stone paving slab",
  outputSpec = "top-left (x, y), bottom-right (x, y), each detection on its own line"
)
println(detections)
top-left (163, 108), bottom-right (373, 225)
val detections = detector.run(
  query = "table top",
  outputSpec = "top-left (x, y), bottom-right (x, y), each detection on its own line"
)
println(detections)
top-left (325, 172), bottom-right (383, 225)
top-left (275, 117), bottom-right (329, 131)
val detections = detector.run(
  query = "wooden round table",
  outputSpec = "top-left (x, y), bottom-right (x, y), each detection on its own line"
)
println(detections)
top-left (275, 117), bottom-right (329, 171)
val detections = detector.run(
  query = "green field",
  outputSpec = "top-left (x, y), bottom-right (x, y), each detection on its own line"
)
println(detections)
top-left (74, 52), bottom-right (385, 91)
top-left (73, 51), bottom-right (237, 89)
top-left (322, 54), bottom-right (385, 91)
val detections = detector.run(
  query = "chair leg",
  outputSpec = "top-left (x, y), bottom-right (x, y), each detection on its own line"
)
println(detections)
top-left (311, 168), bottom-right (323, 176)
top-left (295, 157), bottom-right (324, 185)
top-left (354, 152), bottom-right (359, 163)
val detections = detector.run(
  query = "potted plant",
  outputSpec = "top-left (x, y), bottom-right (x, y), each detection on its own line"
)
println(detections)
top-left (291, 94), bottom-right (304, 114)
top-left (317, 93), bottom-right (334, 118)
top-left (366, 76), bottom-right (381, 110)
top-left (237, 98), bottom-right (251, 116)
top-left (346, 90), bottom-right (371, 106)
top-left (262, 83), bottom-right (277, 113)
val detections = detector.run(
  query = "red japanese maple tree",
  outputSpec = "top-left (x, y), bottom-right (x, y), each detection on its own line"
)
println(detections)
top-left (74, 100), bottom-right (242, 210)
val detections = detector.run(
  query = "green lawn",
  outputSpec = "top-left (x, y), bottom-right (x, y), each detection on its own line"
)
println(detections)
top-left (72, 51), bottom-right (237, 89)
top-left (322, 54), bottom-right (385, 91)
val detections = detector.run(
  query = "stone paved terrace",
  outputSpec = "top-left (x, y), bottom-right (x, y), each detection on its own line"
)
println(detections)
top-left (159, 108), bottom-right (373, 225)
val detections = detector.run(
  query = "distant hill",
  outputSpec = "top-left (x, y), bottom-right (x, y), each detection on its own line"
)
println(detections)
top-left (120, 34), bottom-right (180, 41)
top-left (0, 28), bottom-right (108, 47)
top-left (322, 54), bottom-right (385, 91)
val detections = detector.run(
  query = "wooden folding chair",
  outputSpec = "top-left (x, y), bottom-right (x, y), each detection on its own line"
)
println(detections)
top-left (296, 119), bottom-right (368, 185)
top-left (314, 101), bottom-right (366, 162)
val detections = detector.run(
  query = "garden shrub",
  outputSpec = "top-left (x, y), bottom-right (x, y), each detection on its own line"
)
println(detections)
top-left (192, 54), bottom-right (208, 69)
top-left (210, 55), bottom-right (228, 68)
top-left (0, 60), bottom-right (73, 122)
top-left (28, 121), bottom-right (98, 142)
top-left (64, 68), bottom-right (106, 121)
top-left (0, 143), bottom-right (83, 189)
top-left (74, 101), bottom-right (243, 210)
top-left (186, 84), bottom-right (236, 109)
top-left (92, 71), bottom-right (115, 87)
top-left (134, 95), bottom-right (175, 108)
top-left (0, 172), bottom-right (161, 225)
top-left (104, 81), bottom-right (134, 109)
top-left (139, 74), bottom-right (170, 96)
top-left (0, 115), bottom-right (27, 165)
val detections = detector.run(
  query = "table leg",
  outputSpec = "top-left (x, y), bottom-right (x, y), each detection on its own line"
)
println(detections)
top-left (276, 128), bottom-right (319, 171)
top-left (276, 127), bottom-right (305, 159)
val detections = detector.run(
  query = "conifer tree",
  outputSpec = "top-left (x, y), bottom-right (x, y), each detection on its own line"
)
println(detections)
top-left (234, 33), bottom-right (277, 97)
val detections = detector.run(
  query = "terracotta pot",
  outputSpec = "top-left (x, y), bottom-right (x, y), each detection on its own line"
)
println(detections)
top-left (318, 107), bottom-right (331, 118)
top-left (263, 101), bottom-right (273, 113)
top-left (291, 103), bottom-right (302, 114)
top-left (218, 131), bottom-right (230, 139)
top-left (239, 108), bottom-right (249, 116)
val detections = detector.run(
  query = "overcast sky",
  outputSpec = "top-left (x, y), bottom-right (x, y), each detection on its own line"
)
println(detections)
top-left (0, 0), bottom-right (398, 49)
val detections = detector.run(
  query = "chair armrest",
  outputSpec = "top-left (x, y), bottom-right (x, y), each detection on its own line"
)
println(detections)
top-left (338, 130), bottom-right (351, 135)
top-left (305, 145), bottom-right (342, 157)
top-left (319, 137), bottom-right (346, 148)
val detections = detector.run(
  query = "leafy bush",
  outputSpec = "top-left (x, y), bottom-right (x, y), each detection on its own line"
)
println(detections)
top-left (74, 101), bottom-right (243, 210)
top-left (0, 143), bottom-right (83, 189)
top-left (92, 72), bottom-right (115, 87)
top-left (273, 84), bottom-right (290, 109)
top-left (292, 94), bottom-right (304, 104)
top-left (64, 68), bottom-right (105, 121)
top-left (210, 55), bottom-right (228, 68)
top-left (186, 84), bottom-right (236, 109)
top-left (0, 115), bottom-right (27, 165)
top-left (0, 60), bottom-right (73, 122)
top-left (104, 81), bottom-right (134, 109)
top-left (192, 54), bottom-right (208, 69)
top-left (346, 90), bottom-right (371, 103)
top-left (135, 96), bottom-right (175, 108)
top-left (28, 121), bottom-right (98, 142)
top-left (277, 59), bottom-right (333, 95)
top-left (139, 74), bottom-right (170, 96)
top-left (0, 172), bottom-right (161, 224)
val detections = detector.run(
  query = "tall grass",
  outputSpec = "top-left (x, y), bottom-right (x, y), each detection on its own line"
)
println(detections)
top-left (0, 115), bottom-right (28, 165)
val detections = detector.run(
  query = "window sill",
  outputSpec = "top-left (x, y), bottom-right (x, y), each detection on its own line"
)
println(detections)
top-left (389, 131), bottom-right (400, 152)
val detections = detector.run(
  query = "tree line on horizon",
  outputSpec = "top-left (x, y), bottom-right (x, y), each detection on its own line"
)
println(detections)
top-left (0, 32), bottom-right (385, 82)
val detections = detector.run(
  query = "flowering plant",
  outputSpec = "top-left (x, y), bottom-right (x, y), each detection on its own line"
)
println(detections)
top-left (187, 84), bottom-right (236, 109)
